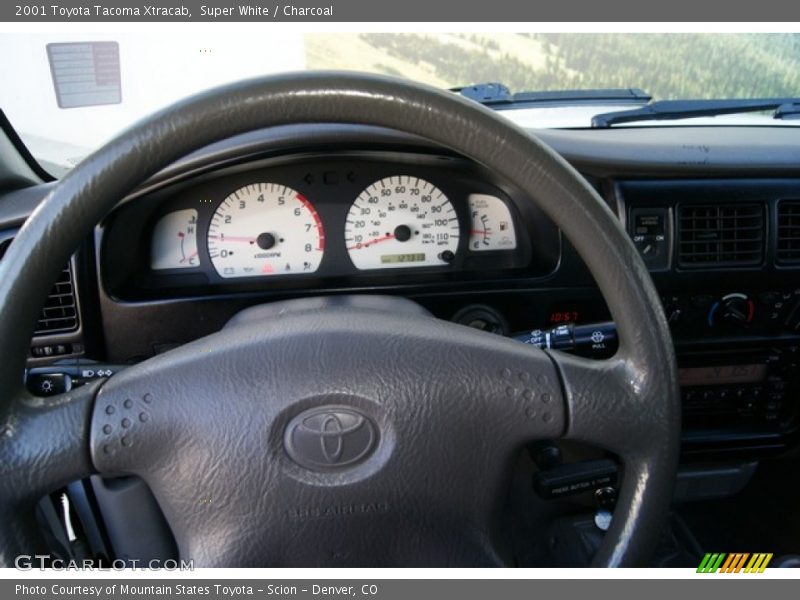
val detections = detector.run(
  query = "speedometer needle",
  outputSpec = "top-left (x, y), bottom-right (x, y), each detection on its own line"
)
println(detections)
top-left (347, 233), bottom-right (395, 250)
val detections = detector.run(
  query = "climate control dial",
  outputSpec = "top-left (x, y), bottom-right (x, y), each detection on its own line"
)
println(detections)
top-left (708, 293), bottom-right (755, 328)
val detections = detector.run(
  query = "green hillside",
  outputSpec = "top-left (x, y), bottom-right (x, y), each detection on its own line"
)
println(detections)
top-left (305, 33), bottom-right (800, 100)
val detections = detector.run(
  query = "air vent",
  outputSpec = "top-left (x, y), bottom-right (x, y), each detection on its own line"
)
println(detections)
top-left (0, 238), bottom-right (79, 335)
top-left (35, 265), bottom-right (79, 334)
top-left (678, 204), bottom-right (765, 268)
top-left (777, 201), bottom-right (800, 265)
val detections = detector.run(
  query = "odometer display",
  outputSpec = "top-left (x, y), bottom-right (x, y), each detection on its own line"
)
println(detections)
top-left (207, 183), bottom-right (325, 278)
top-left (345, 176), bottom-right (459, 270)
top-left (380, 253), bottom-right (426, 264)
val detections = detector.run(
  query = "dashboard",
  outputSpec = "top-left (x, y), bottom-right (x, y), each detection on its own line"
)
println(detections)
top-left (3, 122), bottom-right (800, 464)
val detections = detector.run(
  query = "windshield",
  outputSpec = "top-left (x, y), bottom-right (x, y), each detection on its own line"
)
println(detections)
top-left (2, 32), bottom-right (800, 175)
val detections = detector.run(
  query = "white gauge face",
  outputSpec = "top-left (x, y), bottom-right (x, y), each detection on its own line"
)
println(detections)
top-left (207, 183), bottom-right (325, 278)
top-left (467, 194), bottom-right (517, 251)
top-left (151, 209), bottom-right (199, 270)
top-left (345, 176), bottom-right (460, 270)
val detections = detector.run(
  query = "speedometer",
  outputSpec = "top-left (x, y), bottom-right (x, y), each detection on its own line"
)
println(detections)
top-left (207, 183), bottom-right (325, 278)
top-left (345, 176), bottom-right (459, 270)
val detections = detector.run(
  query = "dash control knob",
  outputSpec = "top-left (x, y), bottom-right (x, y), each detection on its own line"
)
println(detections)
top-left (708, 293), bottom-right (755, 328)
top-left (661, 295), bottom-right (682, 327)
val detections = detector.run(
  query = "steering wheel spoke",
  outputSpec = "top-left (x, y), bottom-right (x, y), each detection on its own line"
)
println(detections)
top-left (548, 351), bottom-right (661, 456)
top-left (546, 348), bottom-right (680, 566)
top-left (0, 381), bottom-right (99, 563)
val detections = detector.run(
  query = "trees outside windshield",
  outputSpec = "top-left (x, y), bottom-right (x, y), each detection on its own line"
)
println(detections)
top-left (308, 34), bottom-right (800, 99)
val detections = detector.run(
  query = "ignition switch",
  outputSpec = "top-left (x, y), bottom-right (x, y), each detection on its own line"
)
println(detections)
top-left (451, 304), bottom-right (509, 336)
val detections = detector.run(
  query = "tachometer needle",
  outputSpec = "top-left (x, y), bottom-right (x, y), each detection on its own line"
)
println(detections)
top-left (469, 229), bottom-right (490, 235)
top-left (208, 235), bottom-right (256, 243)
top-left (347, 233), bottom-right (395, 250)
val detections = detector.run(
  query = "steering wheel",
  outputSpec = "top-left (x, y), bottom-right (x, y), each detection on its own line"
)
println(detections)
top-left (0, 73), bottom-right (679, 567)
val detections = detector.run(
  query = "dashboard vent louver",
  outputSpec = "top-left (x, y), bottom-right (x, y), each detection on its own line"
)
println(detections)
top-left (677, 204), bottom-right (765, 268)
top-left (777, 201), bottom-right (800, 265)
top-left (0, 238), bottom-right (79, 335)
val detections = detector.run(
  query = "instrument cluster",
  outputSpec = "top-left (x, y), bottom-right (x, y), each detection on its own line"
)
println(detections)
top-left (101, 154), bottom-right (555, 299)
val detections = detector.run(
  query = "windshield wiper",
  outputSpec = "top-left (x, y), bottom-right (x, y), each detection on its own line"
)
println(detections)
top-left (455, 83), bottom-right (651, 108)
top-left (591, 97), bottom-right (800, 127)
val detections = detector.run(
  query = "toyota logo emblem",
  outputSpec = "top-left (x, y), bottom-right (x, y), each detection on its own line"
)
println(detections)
top-left (284, 406), bottom-right (378, 471)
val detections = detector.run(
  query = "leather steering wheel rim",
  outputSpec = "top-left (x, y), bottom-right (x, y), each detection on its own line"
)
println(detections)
top-left (0, 72), bottom-right (680, 567)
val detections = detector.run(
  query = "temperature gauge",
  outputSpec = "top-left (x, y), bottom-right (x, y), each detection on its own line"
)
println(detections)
top-left (468, 194), bottom-right (517, 251)
top-left (151, 209), bottom-right (199, 270)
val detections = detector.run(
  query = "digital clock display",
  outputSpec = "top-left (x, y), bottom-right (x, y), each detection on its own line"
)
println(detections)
top-left (548, 310), bottom-right (581, 324)
top-left (546, 301), bottom-right (611, 326)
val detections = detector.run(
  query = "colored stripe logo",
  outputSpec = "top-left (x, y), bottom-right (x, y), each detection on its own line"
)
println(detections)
top-left (697, 553), bottom-right (773, 573)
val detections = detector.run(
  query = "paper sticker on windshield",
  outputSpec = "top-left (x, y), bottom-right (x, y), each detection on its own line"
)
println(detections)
top-left (46, 42), bottom-right (121, 109)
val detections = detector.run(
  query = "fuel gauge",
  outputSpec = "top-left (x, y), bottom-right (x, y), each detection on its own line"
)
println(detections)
top-left (151, 209), bottom-right (199, 270)
top-left (468, 194), bottom-right (517, 251)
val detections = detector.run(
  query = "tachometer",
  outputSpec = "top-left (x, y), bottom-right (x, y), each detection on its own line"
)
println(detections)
top-left (345, 176), bottom-right (459, 270)
top-left (207, 183), bottom-right (325, 278)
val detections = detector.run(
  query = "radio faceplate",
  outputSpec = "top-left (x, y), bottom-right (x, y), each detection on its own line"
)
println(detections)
top-left (678, 346), bottom-right (798, 436)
